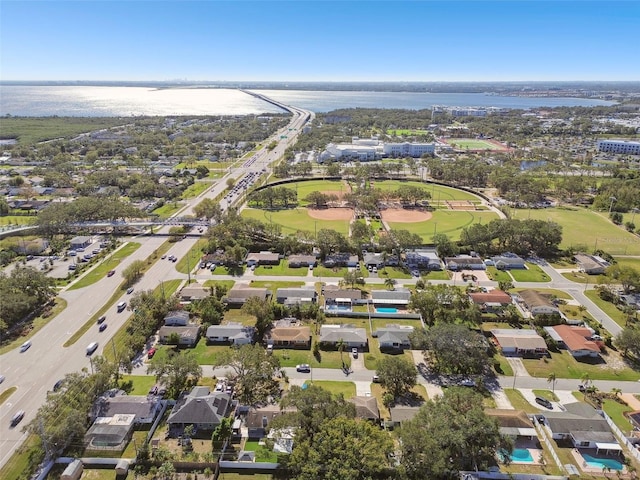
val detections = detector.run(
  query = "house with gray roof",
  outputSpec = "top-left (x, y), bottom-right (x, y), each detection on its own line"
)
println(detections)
top-left (180, 284), bottom-right (211, 302)
top-left (245, 251), bottom-right (281, 266)
top-left (363, 252), bottom-right (385, 269)
top-left (93, 394), bottom-right (162, 425)
top-left (158, 325), bottom-right (200, 347)
top-left (444, 255), bottom-right (486, 271)
top-left (70, 236), bottom-right (92, 250)
top-left (319, 324), bottom-right (368, 348)
top-left (167, 386), bottom-right (232, 436)
top-left (206, 322), bottom-right (255, 345)
top-left (373, 324), bottom-right (414, 350)
top-left (541, 402), bottom-right (619, 452)
top-left (518, 290), bottom-right (559, 316)
top-left (323, 286), bottom-right (363, 305)
top-left (575, 253), bottom-right (610, 275)
top-left (370, 289), bottom-right (411, 307)
top-left (225, 285), bottom-right (270, 306)
top-left (164, 310), bottom-right (190, 326)
top-left (491, 254), bottom-right (527, 270)
top-left (405, 249), bottom-right (442, 270)
top-left (323, 253), bottom-right (359, 268)
top-left (275, 287), bottom-right (317, 305)
top-left (288, 254), bottom-right (317, 268)
top-left (350, 396), bottom-right (380, 422)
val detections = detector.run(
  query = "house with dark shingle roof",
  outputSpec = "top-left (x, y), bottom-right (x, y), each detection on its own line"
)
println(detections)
top-left (225, 285), bottom-right (270, 306)
top-left (319, 324), bottom-right (368, 348)
top-left (350, 396), bottom-right (380, 422)
top-left (275, 287), bottom-right (317, 305)
top-left (288, 254), bottom-right (318, 268)
top-left (491, 329), bottom-right (548, 357)
top-left (542, 402), bottom-right (619, 451)
top-left (518, 289), bottom-right (559, 316)
top-left (158, 325), bottom-right (200, 347)
top-left (444, 255), bottom-right (486, 271)
top-left (485, 409), bottom-right (536, 440)
top-left (167, 386), bottom-right (232, 436)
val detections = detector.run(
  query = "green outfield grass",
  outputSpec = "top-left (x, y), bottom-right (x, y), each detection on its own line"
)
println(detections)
top-left (241, 207), bottom-right (350, 236)
top-left (279, 179), bottom-right (350, 205)
top-left (445, 138), bottom-right (505, 150)
top-left (615, 256), bottom-right (640, 271)
top-left (387, 209), bottom-right (498, 243)
top-left (373, 180), bottom-right (481, 203)
top-left (515, 207), bottom-right (640, 256)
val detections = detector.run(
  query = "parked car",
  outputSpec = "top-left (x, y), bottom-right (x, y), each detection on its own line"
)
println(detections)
top-left (147, 347), bottom-right (157, 359)
top-left (372, 375), bottom-right (380, 383)
top-left (351, 347), bottom-right (358, 358)
top-left (296, 364), bottom-right (311, 373)
top-left (459, 378), bottom-right (475, 387)
top-left (19, 341), bottom-right (31, 353)
top-left (578, 384), bottom-right (586, 392)
top-left (535, 396), bottom-right (553, 409)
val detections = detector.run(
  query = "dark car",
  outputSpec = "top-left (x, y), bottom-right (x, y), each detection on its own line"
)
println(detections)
top-left (107, 270), bottom-right (116, 277)
top-left (53, 379), bottom-right (65, 392)
top-left (296, 364), bottom-right (311, 373)
top-left (535, 396), bottom-right (553, 409)
top-left (10, 410), bottom-right (25, 427)
top-left (578, 384), bottom-right (586, 392)
top-left (99, 323), bottom-right (108, 332)
top-left (97, 315), bottom-right (106, 324)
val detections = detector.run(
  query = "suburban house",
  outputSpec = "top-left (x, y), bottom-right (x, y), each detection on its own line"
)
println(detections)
top-left (542, 402), bottom-right (620, 453)
top-left (404, 249), bottom-right (442, 270)
top-left (275, 287), bottom-right (318, 305)
top-left (287, 254), bottom-right (318, 268)
top-left (370, 289), bottom-right (411, 308)
top-left (92, 394), bottom-right (162, 425)
top-left (167, 386), bottom-right (232, 436)
top-left (620, 293), bottom-right (640, 311)
top-left (386, 406), bottom-right (421, 429)
top-left (373, 324), bottom-right (414, 350)
top-left (70, 236), bottom-right (93, 250)
top-left (575, 253), bottom-right (610, 275)
top-left (491, 329), bottom-right (548, 357)
top-left (518, 290), bottom-right (560, 316)
top-left (323, 253), bottom-right (359, 268)
top-left (245, 251), bottom-right (281, 267)
top-left (491, 254), bottom-right (527, 270)
top-left (350, 396), bottom-right (380, 422)
top-left (180, 283), bottom-right (211, 302)
top-left (319, 324), bottom-right (368, 349)
top-left (206, 322), bottom-right (255, 345)
top-left (323, 286), bottom-right (363, 307)
top-left (363, 252), bottom-right (386, 269)
top-left (158, 325), bottom-right (201, 347)
top-left (163, 310), bottom-right (190, 327)
top-left (543, 325), bottom-right (603, 358)
top-left (244, 404), bottom-right (296, 439)
top-left (469, 289), bottom-right (513, 312)
top-left (84, 414), bottom-right (136, 452)
top-left (444, 255), bottom-right (486, 271)
top-left (485, 409), bottom-right (537, 440)
top-left (224, 285), bottom-right (270, 306)
top-left (266, 321), bottom-right (312, 349)
top-left (629, 411), bottom-right (640, 430)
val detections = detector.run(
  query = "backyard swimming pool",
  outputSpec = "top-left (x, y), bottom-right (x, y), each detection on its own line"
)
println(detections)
top-left (325, 305), bottom-right (352, 312)
top-left (582, 453), bottom-right (623, 470)
top-left (376, 307), bottom-right (398, 313)
top-left (500, 448), bottom-right (534, 463)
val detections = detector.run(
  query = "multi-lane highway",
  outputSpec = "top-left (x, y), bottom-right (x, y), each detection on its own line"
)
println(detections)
top-left (0, 94), bottom-right (313, 466)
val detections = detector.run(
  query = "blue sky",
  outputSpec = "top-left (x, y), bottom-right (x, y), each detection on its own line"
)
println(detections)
top-left (1, 1), bottom-right (638, 81)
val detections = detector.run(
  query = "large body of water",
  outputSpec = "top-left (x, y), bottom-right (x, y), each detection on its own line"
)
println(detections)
top-left (0, 85), bottom-right (615, 117)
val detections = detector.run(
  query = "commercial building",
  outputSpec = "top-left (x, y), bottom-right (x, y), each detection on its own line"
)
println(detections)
top-left (597, 139), bottom-right (640, 155)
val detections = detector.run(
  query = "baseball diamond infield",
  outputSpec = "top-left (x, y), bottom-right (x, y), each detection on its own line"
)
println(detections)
top-left (380, 208), bottom-right (433, 223)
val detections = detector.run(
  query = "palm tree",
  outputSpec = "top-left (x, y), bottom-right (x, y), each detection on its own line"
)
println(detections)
top-left (336, 338), bottom-right (345, 366)
top-left (611, 387), bottom-right (622, 397)
top-left (384, 277), bottom-right (396, 291)
top-left (547, 373), bottom-right (557, 395)
top-left (580, 372), bottom-right (591, 387)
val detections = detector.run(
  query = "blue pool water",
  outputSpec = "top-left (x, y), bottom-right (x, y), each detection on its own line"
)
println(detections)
top-left (499, 448), bottom-right (534, 463)
top-left (376, 307), bottom-right (398, 313)
top-left (582, 453), bottom-right (623, 470)
top-left (325, 305), bottom-right (351, 312)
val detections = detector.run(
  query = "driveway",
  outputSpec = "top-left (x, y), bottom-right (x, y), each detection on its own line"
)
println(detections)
top-left (506, 357), bottom-right (530, 377)
top-left (519, 388), bottom-right (563, 412)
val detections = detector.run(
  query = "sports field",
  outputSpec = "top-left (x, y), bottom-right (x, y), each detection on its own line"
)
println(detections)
top-left (281, 179), bottom-right (350, 205)
top-left (516, 207), bottom-right (640, 256)
top-left (387, 209), bottom-right (499, 242)
top-left (445, 138), bottom-right (506, 150)
top-left (241, 207), bottom-right (350, 236)
top-left (373, 180), bottom-right (483, 205)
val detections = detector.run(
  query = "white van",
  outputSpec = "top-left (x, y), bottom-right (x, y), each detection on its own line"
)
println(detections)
top-left (86, 342), bottom-right (99, 355)
top-left (116, 301), bottom-right (127, 313)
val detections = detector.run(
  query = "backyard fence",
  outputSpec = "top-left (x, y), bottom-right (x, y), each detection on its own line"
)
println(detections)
top-left (532, 416), bottom-right (565, 472)
top-left (600, 410), bottom-right (640, 463)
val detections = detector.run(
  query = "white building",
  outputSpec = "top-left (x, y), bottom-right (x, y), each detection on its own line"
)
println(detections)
top-left (383, 142), bottom-right (435, 158)
top-left (597, 139), bottom-right (640, 155)
top-left (320, 143), bottom-right (380, 162)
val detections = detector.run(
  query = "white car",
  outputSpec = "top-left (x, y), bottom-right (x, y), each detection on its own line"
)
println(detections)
top-left (459, 378), bottom-right (475, 387)
top-left (19, 340), bottom-right (32, 352)
top-left (351, 348), bottom-right (358, 358)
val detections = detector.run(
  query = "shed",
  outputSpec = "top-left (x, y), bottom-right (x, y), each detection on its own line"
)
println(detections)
top-left (61, 459), bottom-right (83, 480)
top-left (115, 459), bottom-right (130, 475)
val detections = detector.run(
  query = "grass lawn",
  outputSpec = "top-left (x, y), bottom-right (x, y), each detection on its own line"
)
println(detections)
top-left (284, 179), bottom-right (350, 205)
top-left (486, 266), bottom-right (513, 283)
top-left (521, 206), bottom-right (640, 256)
top-left (152, 201), bottom-right (185, 218)
top-left (561, 270), bottom-right (607, 285)
top-left (601, 398), bottom-right (634, 434)
top-left (176, 239), bottom-right (208, 274)
top-left (243, 441), bottom-right (279, 462)
top-left (0, 297), bottom-right (66, 354)
top-left (180, 181), bottom-right (210, 199)
top-left (0, 116), bottom-right (125, 144)
top-left (420, 269), bottom-right (450, 280)
top-left (192, 337), bottom-right (228, 364)
top-left (68, 242), bottom-right (141, 290)
top-left (119, 375), bottom-right (157, 395)
top-left (512, 287), bottom-right (573, 300)
top-left (210, 265), bottom-right (246, 276)
top-left (521, 350), bottom-right (640, 381)
top-left (0, 434), bottom-right (43, 480)
top-left (509, 263), bottom-right (551, 282)
top-left (493, 354), bottom-right (514, 376)
top-left (120, 430), bottom-right (148, 459)
top-left (276, 348), bottom-right (345, 369)
top-left (378, 266), bottom-right (412, 279)
top-left (216, 474), bottom-right (272, 480)
top-left (584, 290), bottom-right (627, 327)
top-left (374, 180), bottom-right (481, 202)
top-left (533, 389), bottom-right (559, 402)
top-left (615, 256), bottom-right (640, 271)
top-left (222, 309), bottom-right (257, 326)
top-left (242, 207), bottom-right (350, 236)
top-left (255, 261), bottom-right (309, 277)
top-left (309, 380), bottom-right (356, 399)
top-left (249, 280), bottom-right (305, 289)
top-left (503, 389), bottom-right (541, 413)
top-left (0, 215), bottom-right (37, 226)
top-left (203, 279), bottom-right (236, 291)
top-left (388, 209), bottom-right (498, 243)
top-left (313, 265), bottom-right (348, 278)
top-left (559, 304), bottom-right (594, 323)
top-left (446, 138), bottom-right (504, 150)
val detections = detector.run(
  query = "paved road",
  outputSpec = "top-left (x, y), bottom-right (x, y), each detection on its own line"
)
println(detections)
top-left (0, 98), bottom-right (313, 466)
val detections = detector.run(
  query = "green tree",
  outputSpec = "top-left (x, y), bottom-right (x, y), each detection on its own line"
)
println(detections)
top-left (284, 417), bottom-right (394, 480)
top-left (376, 355), bottom-right (417, 401)
top-left (122, 259), bottom-right (145, 286)
top-left (147, 351), bottom-right (202, 399)
top-left (215, 344), bottom-right (281, 406)
top-left (614, 326), bottom-right (640, 358)
top-left (241, 295), bottom-right (274, 340)
top-left (211, 417), bottom-right (232, 445)
top-left (399, 388), bottom-right (512, 478)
